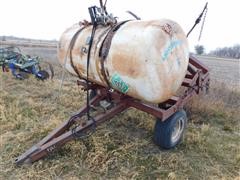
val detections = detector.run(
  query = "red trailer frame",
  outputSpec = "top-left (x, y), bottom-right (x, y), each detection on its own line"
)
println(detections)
top-left (15, 55), bottom-right (209, 165)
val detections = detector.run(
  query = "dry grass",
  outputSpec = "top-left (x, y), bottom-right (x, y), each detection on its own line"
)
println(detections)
top-left (0, 65), bottom-right (240, 179)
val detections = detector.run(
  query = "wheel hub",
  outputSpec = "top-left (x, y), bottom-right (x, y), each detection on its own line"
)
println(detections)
top-left (171, 117), bottom-right (184, 143)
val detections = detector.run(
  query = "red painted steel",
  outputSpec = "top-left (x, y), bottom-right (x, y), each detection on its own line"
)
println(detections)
top-left (15, 55), bottom-right (209, 165)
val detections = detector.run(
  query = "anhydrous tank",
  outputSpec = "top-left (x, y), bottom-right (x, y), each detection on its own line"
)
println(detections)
top-left (58, 19), bottom-right (189, 103)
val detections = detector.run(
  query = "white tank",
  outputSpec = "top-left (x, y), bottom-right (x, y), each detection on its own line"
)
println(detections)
top-left (58, 19), bottom-right (189, 103)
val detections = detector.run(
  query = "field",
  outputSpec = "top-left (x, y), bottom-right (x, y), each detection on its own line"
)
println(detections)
top-left (0, 43), bottom-right (240, 179)
top-left (195, 55), bottom-right (240, 86)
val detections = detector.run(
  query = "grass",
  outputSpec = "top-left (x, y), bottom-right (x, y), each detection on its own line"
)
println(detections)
top-left (0, 68), bottom-right (239, 179)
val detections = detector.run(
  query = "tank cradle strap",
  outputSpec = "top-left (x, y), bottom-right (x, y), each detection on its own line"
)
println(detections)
top-left (99, 20), bottom-right (131, 87)
top-left (69, 26), bottom-right (88, 80)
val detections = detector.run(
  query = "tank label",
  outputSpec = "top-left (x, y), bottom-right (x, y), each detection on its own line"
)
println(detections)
top-left (162, 40), bottom-right (182, 61)
top-left (110, 74), bottom-right (129, 94)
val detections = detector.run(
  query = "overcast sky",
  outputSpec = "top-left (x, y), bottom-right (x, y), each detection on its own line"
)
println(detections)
top-left (0, 0), bottom-right (239, 52)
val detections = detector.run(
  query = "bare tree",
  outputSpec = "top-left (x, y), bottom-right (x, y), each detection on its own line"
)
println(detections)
top-left (209, 44), bottom-right (240, 59)
top-left (2, 36), bottom-right (6, 41)
top-left (194, 45), bottom-right (205, 55)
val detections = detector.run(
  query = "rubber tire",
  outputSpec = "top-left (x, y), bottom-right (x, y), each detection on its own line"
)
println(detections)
top-left (153, 110), bottom-right (187, 149)
top-left (36, 70), bottom-right (49, 80)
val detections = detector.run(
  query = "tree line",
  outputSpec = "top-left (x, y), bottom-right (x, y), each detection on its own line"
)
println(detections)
top-left (194, 44), bottom-right (240, 59)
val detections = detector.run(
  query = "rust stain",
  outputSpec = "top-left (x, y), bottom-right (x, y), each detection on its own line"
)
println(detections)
top-left (126, 20), bottom-right (155, 28)
top-left (161, 23), bottom-right (173, 36)
top-left (74, 30), bottom-right (89, 59)
top-left (95, 57), bottom-right (106, 84)
top-left (162, 78), bottom-right (174, 101)
top-left (159, 61), bottom-right (179, 101)
top-left (58, 49), bottom-right (65, 65)
top-left (129, 20), bottom-right (170, 30)
top-left (93, 26), bottom-right (111, 56)
top-left (94, 27), bottom-right (112, 86)
top-left (58, 19), bottom-right (188, 103)
top-left (75, 64), bottom-right (85, 78)
top-left (58, 35), bottom-right (70, 66)
top-left (111, 52), bottom-right (145, 78)
top-left (72, 40), bottom-right (85, 59)
top-left (155, 35), bottom-right (168, 56)
top-left (71, 25), bottom-right (111, 85)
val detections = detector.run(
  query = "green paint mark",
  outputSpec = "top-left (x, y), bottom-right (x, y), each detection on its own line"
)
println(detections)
top-left (111, 74), bottom-right (129, 93)
top-left (162, 40), bottom-right (182, 61)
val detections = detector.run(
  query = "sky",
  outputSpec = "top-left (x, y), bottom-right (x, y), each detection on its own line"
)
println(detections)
top-left (0, 0), bottom-right (239, 52)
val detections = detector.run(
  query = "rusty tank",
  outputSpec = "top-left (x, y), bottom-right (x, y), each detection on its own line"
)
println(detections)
top-left (58, 19), bottom-right (189, 103)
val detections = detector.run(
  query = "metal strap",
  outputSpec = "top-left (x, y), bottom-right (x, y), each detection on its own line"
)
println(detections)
top-left (99, 20), bottom-right (130, 87)
top-left (69, 26), bottom-right (88, 80)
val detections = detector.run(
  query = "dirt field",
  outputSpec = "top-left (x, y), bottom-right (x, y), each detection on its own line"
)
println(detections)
top-left (196, 55), bottom-right (240, 86)
top-left (0, 43), bottom-right (239, 179)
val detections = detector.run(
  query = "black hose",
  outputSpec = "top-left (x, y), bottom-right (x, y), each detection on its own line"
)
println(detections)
top-left (86, 25), bottom-right (97, 127)
top-left (187, 2), bottom-right (208, 38)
